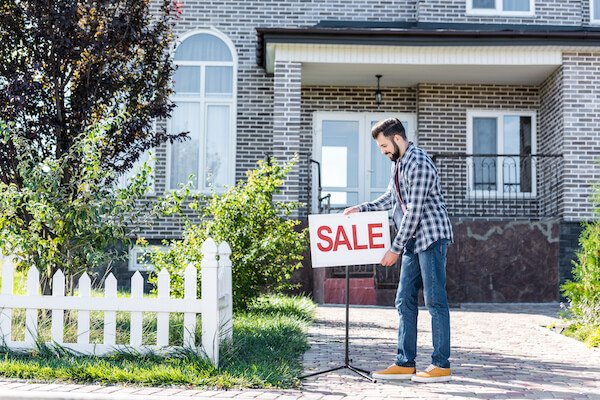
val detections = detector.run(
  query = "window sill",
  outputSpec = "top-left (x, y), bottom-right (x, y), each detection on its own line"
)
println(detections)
top-left (465, 192), bottom-right (537, 200)
top-left (466, 10), bottom-right (535, 17)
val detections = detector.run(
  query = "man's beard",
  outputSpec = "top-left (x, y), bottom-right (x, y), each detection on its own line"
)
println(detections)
top-left (389, 141), bottom-right (401, 161)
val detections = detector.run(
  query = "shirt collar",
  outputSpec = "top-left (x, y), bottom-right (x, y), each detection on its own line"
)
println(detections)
top-left (396, 141), bottom-right (414, 166)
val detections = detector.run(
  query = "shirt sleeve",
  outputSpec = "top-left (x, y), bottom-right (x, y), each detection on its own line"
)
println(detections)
top-left (390, 160), bottom-right (436, 254)
top-left (357, 176), bottom-right (393, 212)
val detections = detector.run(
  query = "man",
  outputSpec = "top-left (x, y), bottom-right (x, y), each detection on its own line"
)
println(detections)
top-left (344, 117), bottom-right (453, 383)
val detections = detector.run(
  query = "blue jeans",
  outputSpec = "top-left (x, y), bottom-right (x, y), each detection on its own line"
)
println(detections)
top-left (395, 238), bottom-right (451, 369)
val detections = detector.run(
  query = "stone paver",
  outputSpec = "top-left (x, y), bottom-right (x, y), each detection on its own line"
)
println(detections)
top-left (0, 303), bottom-right (599, 399)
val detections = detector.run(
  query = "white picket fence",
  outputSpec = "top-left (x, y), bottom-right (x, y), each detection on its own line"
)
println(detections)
top-left (0, 238), bottom-right (232, 365)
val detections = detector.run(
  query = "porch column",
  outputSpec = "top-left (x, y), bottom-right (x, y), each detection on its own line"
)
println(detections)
top-left (273, 60), bottom-right (302, 215)
top-left (562, 52), bottom-right (600, 222)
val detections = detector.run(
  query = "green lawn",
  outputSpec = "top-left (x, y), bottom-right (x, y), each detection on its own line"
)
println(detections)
top-left (562, 322), bottom-right (600, 348)
top-left (0, 294), bottom-right (316, 389)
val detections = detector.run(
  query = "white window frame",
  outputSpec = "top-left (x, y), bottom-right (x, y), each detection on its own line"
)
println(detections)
top-left (166, 28), bottom-right (237, 194)
top-left (466, 0), bottom-right (535, 17)
top-left (311, 112), bottom-right (417, 213)
top-left (466, 110), bottom-right (537, 199)
top-left (591, 0), bottom-right (600, 25)
top-left (128, 245), bottom-right (169, 272)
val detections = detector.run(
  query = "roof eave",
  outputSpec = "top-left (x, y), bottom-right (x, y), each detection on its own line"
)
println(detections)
top-left (257, 27), bottom-right (600, 70)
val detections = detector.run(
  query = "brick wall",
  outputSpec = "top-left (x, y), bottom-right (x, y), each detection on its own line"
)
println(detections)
top-left (152, 0), bottom-right (418, 184)
top-left (417, 0), bottom-right (583, 25)
top-left (300, 84), bottom-right (565, 219)
top-left (562, 52), bottom-right (600, 221)
top-left (141, 0), bottom-right (419, 237)
top-left (139, 77), bottom-right (588, 237)
top-left (416, 84), bottom-right (542, 217)
top-left (539, 66), bottom-right (565, 217)
top-left (273, 61), bottom-right (302, 211)
top-left (138, 0), bottom-right (600, 240)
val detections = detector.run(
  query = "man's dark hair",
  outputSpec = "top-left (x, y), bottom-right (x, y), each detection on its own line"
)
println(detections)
top-left (371, 117), bottom-right (407, 140)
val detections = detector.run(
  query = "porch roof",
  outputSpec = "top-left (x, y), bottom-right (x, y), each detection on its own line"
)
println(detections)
top-left (257, 22), bottom-right (600, 86)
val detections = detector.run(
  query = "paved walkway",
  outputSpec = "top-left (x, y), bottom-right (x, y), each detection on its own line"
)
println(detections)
top-left (0, 303), bottom-right (599, 399)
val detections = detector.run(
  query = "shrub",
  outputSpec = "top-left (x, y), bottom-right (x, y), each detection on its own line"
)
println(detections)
top-left (148, 157), bottom-right (307, 308)
top-left (561, 174), bottom-right (600, 326)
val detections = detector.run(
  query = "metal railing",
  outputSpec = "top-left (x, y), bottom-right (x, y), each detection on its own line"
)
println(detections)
top-left (309, 153), bottom-right (562, 219)
top-left (431, 153), bottom-right (563, 219)
top-left (309, 158), bottom-right (331, 214)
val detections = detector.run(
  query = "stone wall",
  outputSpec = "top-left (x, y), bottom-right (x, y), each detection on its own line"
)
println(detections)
top-left (363, 218), bottom-right (561, 305)
top-left (559, 221), bottom-right (585, 294)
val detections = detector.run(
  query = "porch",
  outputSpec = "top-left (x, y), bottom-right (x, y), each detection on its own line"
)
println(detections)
top-left (258, 22), bottom-right (598, 304)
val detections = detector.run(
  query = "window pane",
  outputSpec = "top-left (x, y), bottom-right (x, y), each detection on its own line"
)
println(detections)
top-left (322, 120), bottom-right (359, 188)
top-left (206, 66), bottom-right (233, 96)
top-left (205, 105), bottom-right (231, 189)
top-left (473, 117), bottom-right (497, 191)
top-left (503, 0), bottom-right (530, 11)
top-left (503, 116), bottom-right (532, 193)
top-left (173, 66), bottom-right (200, 94)
top-left (170, 102), bottom-right (201, 189)
top-left (595, 0), bottom-right (600, 19)
top-left (473, 0), bottom-right (495, 9)
top-left (174, 34), bottom-right (232, 62)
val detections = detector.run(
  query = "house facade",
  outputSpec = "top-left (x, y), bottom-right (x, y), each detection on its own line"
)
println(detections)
top-left (127, 0), bottom-right (600, 304)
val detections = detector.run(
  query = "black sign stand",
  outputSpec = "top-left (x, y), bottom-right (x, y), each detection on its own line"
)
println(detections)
top-left (300, 264), bottom-right (376, 382)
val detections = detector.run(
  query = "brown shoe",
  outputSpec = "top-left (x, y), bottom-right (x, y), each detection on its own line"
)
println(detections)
top-left (371, 364), bottom-right (416, 380)
top-left (411, 364), bottom-right (451, 383)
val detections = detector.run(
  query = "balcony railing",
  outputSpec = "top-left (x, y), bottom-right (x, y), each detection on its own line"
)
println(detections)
top-left (431, 153), bottom-right (563, 219)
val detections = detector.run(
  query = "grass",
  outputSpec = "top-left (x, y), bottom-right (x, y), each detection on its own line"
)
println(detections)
top-left (563, 323), bottom-right (600, 348)
top-left (8, 308), bottom-right (202, 346)
top-left (546, 321), bottom-right (600, 348)
top-left (0, 294), bottom-right (316, 389)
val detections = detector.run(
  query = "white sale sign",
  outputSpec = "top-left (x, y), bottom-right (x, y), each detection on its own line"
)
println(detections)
top-left (308, 211), bottom-right (391, 268)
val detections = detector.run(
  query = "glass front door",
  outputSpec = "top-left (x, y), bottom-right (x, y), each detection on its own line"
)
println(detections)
top-left (312, 112), bottom-right (416, 213)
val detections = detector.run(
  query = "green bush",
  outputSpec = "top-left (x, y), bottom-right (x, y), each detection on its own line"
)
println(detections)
top-left (148, 157), bottom-right (307, 308)
top-left (561, 175), bottom-right (600, 326)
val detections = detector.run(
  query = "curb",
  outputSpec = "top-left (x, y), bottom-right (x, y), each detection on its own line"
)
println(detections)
top-left (0, 388), bottom-right (214, 400)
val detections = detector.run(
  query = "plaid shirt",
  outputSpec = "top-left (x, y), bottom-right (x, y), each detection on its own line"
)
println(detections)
top-left (358, 143), bottom-right (453, 254)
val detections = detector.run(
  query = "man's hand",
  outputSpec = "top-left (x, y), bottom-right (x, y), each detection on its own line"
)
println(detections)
top-left (343, 206), bottom-right (360, 215)
top-left (380, 250), bottom-right (400, 267)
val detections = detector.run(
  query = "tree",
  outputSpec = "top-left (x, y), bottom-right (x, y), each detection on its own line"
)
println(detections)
top-left (0, 0), bottom-right (185, 292)
top-left (0, 117), bottom-right (152, 294)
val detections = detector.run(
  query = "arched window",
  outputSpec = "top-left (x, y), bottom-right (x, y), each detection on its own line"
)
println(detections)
top-left (168, 30), bottom-right (236, 191)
